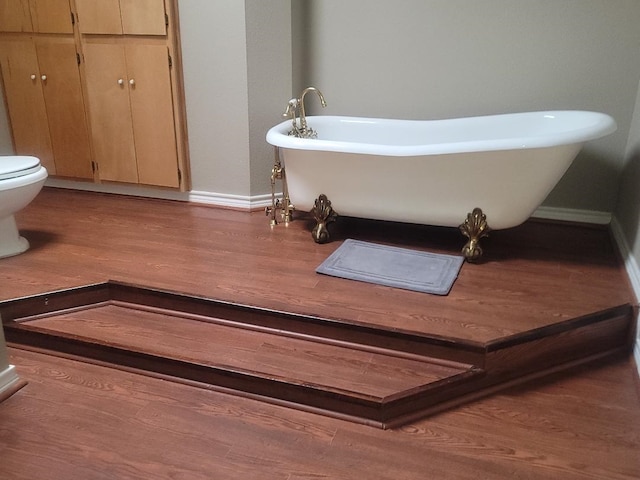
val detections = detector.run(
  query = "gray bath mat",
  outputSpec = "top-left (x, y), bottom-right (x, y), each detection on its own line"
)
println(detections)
top-left (316, 239), bottom-right (464, 295)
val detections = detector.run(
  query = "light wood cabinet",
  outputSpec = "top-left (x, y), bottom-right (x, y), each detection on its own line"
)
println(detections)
top-left (0, 38), bottom-right (53, 170)
top-left (121, 44), bottom-right (179, 187)
top-left (35, 38), bottom-right (93, 178)
top-left (75, 0), bottom-right (166, 35)
top-left (0, 0), bottom-right (32, 32)
top-left (0, 0), bottom-right (188, 189)
top-left (82, 43), bottom-right (137, 183)
top-left (29, 0), bottom-right (74, 33)
top-left (83, 43), bottom-right (178, 187)
top-left (0, 0), bottom-right (74, 33)
top-left (0, 37), bottom-right (92, 178)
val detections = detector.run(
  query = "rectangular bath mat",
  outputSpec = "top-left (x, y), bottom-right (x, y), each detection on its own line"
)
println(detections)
top-left (316, 239), bottom-right (464, 295)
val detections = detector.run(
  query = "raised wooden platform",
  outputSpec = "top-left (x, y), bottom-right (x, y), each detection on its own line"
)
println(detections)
top-left (1, 280), bottom-right (634, 428)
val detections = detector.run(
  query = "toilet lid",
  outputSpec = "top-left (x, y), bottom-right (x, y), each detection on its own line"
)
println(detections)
top-left (0, 156), bottom-right (42, 180)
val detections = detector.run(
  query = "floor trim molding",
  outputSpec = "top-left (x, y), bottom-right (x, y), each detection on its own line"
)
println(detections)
top-left (532, 205), bottom-right (612, 225)
top-left (45, 180), bottom-right (274, 211)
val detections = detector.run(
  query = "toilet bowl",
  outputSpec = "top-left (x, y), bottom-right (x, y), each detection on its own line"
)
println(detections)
top-left (0, 156), bottom-right (48, 258)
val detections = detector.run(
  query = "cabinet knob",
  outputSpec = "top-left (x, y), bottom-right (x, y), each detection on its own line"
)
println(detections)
top-left (30, 74), bottom-right (37, 80)
top-left (41, 75), bottom-right (47, 81)
top-left (117, 78), bottom-right (124, 85)
top-left (129, 78), bottom-right (135, 86)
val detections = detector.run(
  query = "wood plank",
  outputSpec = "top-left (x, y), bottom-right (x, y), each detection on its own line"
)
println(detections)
top-left (24, 303), bottom-right (469, 399)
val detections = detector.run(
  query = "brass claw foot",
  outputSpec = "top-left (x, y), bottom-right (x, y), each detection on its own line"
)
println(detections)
top-left (459, 208), bottom-right (491, 262)
top-left (310, 194), bottom-right (338, 243)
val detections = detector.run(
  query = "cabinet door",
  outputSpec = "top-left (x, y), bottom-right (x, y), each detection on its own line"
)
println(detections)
top-left (29, 0), bottom-right (72, 33)
top-left (83, 43), bottom-right (138, 183)
top-left (126, 44), bottom-right (178, 187)
top-left (0, 39), bottom-right (54, 172)
top-left (0, 0), bottom-right (32, 32)
top-left (76, 0), bottom-right (166, 35)
top-left (120, 0), bottom-right (166, 35)
top-left (75, 0), bottom-right (122, 34)
top-left (35, 38), bottom-right (93, 178)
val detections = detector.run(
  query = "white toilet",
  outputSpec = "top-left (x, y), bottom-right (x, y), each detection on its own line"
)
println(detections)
top-left (0, 156), bottom-right (48, 258)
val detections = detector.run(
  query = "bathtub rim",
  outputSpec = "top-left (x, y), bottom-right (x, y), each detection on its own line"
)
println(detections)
top-left (266, 110), bottom-right (617, 157)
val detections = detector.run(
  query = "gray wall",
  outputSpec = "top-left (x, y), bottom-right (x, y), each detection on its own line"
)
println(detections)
top-left (296, 0), bottom-right (640, 214)
top-left (245, 0), bottom-right (292, 197)
top-left (178, 0), bottom-right (292, 198)
top-left (178, 1), bottom-right (251, 196)
top-left (616, 80), bottom-right (640, 262)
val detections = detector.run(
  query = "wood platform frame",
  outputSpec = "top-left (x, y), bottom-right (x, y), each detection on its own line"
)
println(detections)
top-left (0, 281), bottom-right (635, 429)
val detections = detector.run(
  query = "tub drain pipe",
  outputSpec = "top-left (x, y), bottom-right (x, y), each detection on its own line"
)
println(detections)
top-left (265, 147), bottom-right (294, 226)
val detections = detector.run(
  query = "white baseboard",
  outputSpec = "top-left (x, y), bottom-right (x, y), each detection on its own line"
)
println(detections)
top-left (45, 179), bottom-right (274, 211)
top-left (188, 191), bottom-right (273, 210)
top-left (0, 364), bottom-right (21, 398)
top-left (532, 205), bottom-right (612, 225)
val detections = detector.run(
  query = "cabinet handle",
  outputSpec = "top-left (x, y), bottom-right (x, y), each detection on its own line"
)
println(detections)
top-left (118, 78), bottom-right (124, 85)
top-left (41, 75), bottom-right (47, 81)
top-left (30, 74), bottom-right (37, 80)
top-left (129, 78), bottom-right (135, 86)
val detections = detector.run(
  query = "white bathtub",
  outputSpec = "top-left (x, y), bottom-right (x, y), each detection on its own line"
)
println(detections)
top-left (266, 111), bottom-right (616, 231)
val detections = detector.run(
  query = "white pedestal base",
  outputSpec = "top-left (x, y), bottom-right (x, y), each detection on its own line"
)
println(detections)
top-left (0, 365), bottom-right (24, 402)
top-left (0, 215), bottom-right (30, 259)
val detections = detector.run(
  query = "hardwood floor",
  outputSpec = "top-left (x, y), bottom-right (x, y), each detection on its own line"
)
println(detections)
top-left (0, 187), bottom-right (639, 479)
top-left (0, 188), bottom-right (634, 341)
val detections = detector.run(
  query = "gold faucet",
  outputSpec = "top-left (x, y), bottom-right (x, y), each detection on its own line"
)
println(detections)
top-left (282, 87), bottom-right (327, 138)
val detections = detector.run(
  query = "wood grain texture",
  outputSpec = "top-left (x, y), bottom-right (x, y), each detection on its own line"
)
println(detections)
top-left (0, 280), bottom-right (632, 426)
top-left (2, 188), bottom-right (635, 344)
top-left (0, 188), bottom-right (638, 478)
top-left (0, 284), bottom-right (483, 425)
top-left (1, 347), bottom-right (638, 479)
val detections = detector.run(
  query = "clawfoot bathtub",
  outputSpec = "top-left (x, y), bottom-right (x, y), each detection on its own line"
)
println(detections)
top-left (266, 111), bottom-right (616, 261)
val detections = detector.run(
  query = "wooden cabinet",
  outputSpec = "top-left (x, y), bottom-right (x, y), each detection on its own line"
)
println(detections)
top-left (29, 0), bottom-right (74, 34)
top-left (0, 0), bottom-right (32, 32)
top-left (0, 0), bottom-right (74, 33)
top-left (75, 0), bottom-right (166, 35)
top-left (0, 0), bottom-right (188, 189)
top-left (0, 38), bottom-right (53, 170)
top-left (0, 37), bottom-right (92, 178)
top-left (117, 44), bottom-right (179, 187)
top-left (83, 43), bottom-right (178, 187)
top-left (35, 38), bottom-right (93, 178)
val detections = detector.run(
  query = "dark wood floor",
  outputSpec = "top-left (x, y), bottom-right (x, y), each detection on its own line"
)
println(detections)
top-left (0, 187), bottom-right (639, 479)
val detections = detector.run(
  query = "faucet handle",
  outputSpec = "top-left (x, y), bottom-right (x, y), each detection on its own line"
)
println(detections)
top-left (282, 98), bottom-right (298, 118)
